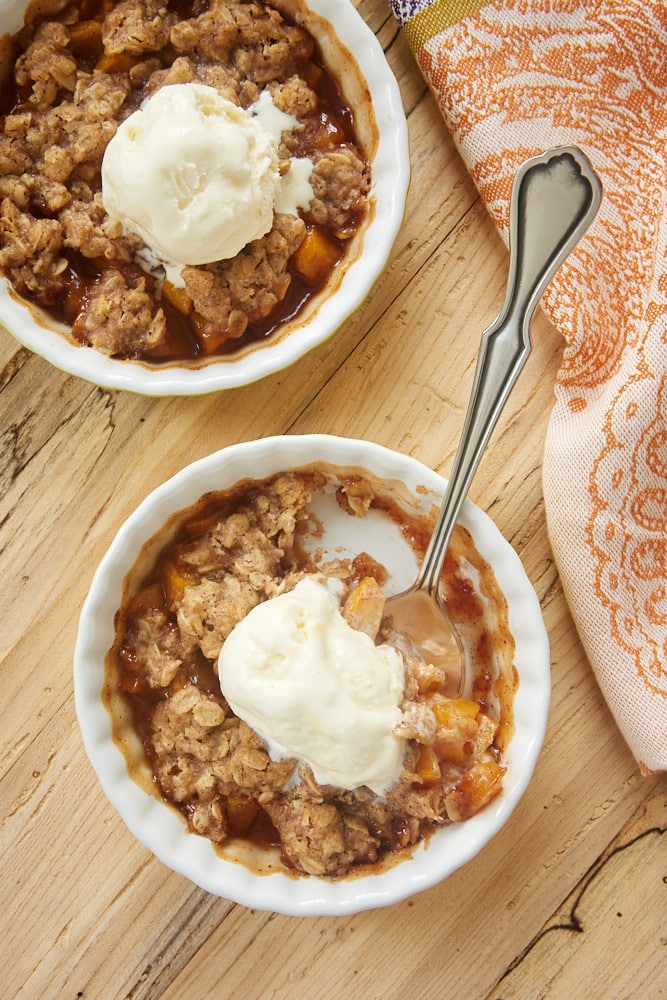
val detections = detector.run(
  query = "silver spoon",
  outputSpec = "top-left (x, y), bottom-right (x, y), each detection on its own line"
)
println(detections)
top-left (382, 146), bottom-right (602, 698)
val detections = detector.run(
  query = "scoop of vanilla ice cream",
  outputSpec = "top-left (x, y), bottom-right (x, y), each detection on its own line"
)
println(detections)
top-left (218, 578), bottom-right (406, 795)
top-left (101, 83), bottom-right (281, 265)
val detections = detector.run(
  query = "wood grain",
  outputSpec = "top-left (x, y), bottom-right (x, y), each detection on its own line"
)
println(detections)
top-left (1, 3), bottom-right (665, 998)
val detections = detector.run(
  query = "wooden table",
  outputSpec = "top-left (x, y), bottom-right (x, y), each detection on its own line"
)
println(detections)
top-left (1, 2), bottom-right (665, 997)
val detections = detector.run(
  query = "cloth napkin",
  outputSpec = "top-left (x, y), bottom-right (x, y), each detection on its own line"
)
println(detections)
top-left (388, 0), bottom-right (667, 773)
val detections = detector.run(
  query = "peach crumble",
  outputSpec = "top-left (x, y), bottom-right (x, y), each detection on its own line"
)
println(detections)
top-left (0, 0), bottom-right (370, 361)
top-left (105, 468), bottom-right (518, 878)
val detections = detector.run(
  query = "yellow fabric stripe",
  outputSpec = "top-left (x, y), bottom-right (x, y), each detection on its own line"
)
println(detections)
top-left (403, 0), bottom-right (491, 51)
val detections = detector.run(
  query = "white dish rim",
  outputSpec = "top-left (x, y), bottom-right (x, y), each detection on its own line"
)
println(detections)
top-left (0, 0), bottom-right (409, 395)
top-left (73, 434), bottom-right (551, 915)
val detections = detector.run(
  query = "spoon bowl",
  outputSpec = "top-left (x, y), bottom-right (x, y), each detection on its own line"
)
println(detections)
top-left (383, 146), bottom-right (603, 697)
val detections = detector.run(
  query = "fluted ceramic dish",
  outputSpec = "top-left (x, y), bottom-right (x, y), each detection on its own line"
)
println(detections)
top-left (74, 435), bottom-right (550, 915)
top-left (0, 0), bottom-right (409, 394)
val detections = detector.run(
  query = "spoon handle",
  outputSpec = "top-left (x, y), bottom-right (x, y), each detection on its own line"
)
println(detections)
top-left (417, 146), bottom-right (602, 596)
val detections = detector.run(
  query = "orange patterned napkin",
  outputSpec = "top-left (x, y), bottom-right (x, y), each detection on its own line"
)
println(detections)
top-left (388, 0), bottom-right (667, 773)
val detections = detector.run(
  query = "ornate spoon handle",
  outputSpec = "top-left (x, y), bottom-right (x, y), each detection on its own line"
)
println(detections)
top-left (417, 146), bottom-right (603, 595)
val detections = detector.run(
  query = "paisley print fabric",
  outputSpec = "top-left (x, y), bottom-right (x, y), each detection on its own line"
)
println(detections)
top-left (389, 0), bottom-right (667, 773)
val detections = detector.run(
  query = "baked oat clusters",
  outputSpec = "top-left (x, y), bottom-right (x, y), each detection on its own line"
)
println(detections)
top-left (106, 469), bottom-right (518, 878)
top-left (0, 0), bottom-right (371, 361)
